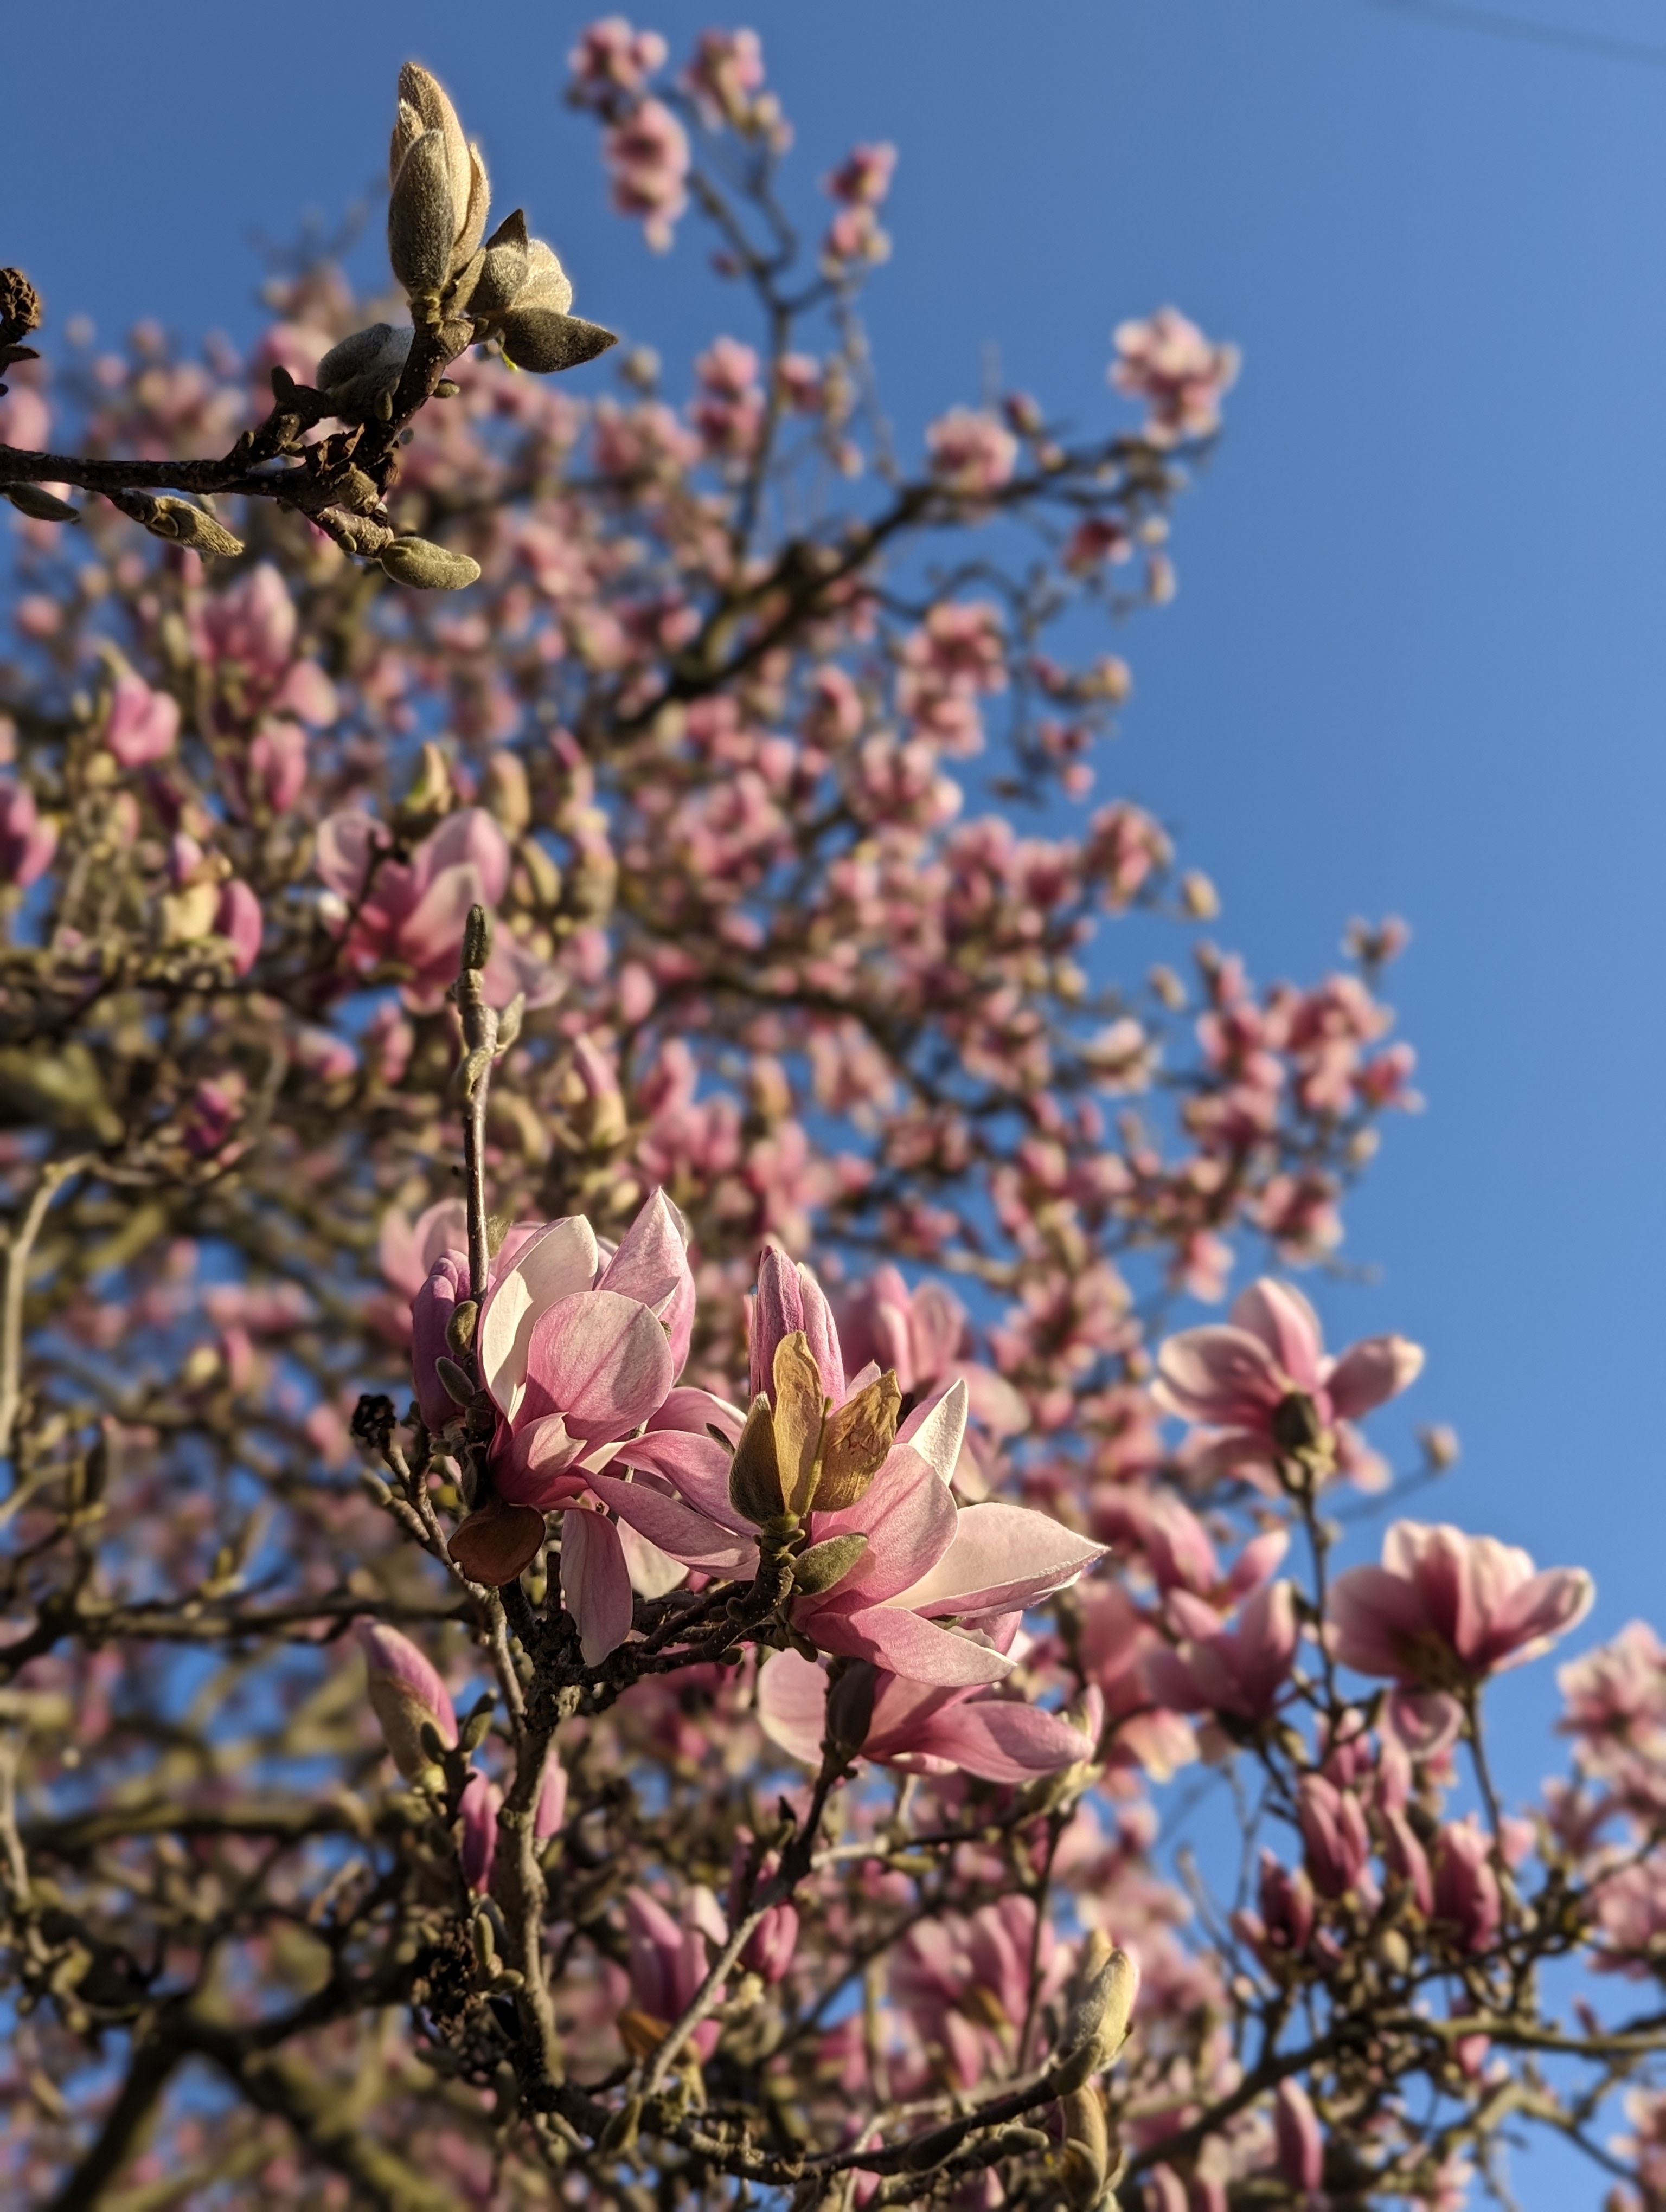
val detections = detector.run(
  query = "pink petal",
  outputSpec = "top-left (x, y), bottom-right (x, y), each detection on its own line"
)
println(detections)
top-left (757, 1649), bottom-right (831, 1765)
top-left (1326, 1562), bottom-right (1428, 1680)
top-left (522, 1290), bottom-right (675, 1437)
top-left (888, 1502), bottom-right (1106, 1618)
top-left (561, 1509), bottom-right (634, 1664)
top-left (315, 809), bottom-right (381, 902)
top-left (1230, 1279), bottom-right (1327, 1392)
top-left (479, 1217), bottom-right (600, 1417)
top-left (1326, 1333), bottom-right (1425, 1419)
top-left (587, 1471), bottom-right (759, 1574)
top-left (616, 1518), bottom-right (689, 1599)
top-left (1153, 1324), bottom-right (1284, 1426)
top-left (597, 1189), bottom-right (695, 1372)
top-left (419, 807), bottom-right (511, 906)
top-left (809, 1443), bottom-right (959, 1607)
top-left (821, 1606), bottom-right (1014, 1687)
top-left (894, 1378), bottom-right (969, 1486)
top-left (912, 1698), bottom-right (1092, 1783)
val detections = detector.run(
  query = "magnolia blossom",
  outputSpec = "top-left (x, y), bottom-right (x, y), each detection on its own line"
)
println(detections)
top-left (358, 1622), bottom-right (455, 1781)
top-left (757, 1649), bottom-right (1094, 1785)
top-left (1147, 1580), bottom-right (1299, 1726)
top-left (460, 1758), bottom-right (568, 1895)
top-left (1154, 1278), bottom-right (1424, 1488)
top-left (891, 1895), bottom-right (1065, 2090)
top-left (316, 806), bottom-right (560, 1011)
top-left (104, 672), bottom-right (180, 767)
top-left (1327, 1520), bottom-right (1594, 1692)
top-left (926, 408), bottom-right (1018, 499)
top-left (0, 781), bottom-right (57, 889)
top-left (621, 1886), bottom-right (727, 2060)
top-left (1110, 307), bottom-right (1240, 447)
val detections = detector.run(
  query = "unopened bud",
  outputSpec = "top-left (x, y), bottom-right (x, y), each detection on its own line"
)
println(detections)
top-left (130, 495), bottom-right (244, 558)
top-left (379, 537), bottom-right (481, 590)
top-left (1054, 1938), bottom-right (1139, 2090)
top-left (389, 130), bottom-right (460, 300)
top-left (509, 236), bottom-right (575, 317)
top-left (445, 1299), bottom-right (478, 1355)
top-left (470, 209), bottom-right (531, 323)
top-left (435, 1355), bottom-right (476, 1407)
top-left (5, 484), bottom-right (79, 523)
top-left (1058, 2086), bottom-right (1110, 2210)
top-left (727, 1396), bottom-right (785, 1526)
top-left (824, 1658), bottom-right (877, 1758)
top-left (1180, 869), bottom-right (1219, 920)
top-left (790, 1530), bottom-right (868, 1596)
top-left (461, 902), bottom-right (491, 972)
top-left (316, 322), bottom-right (414, 415)
top-left (497, 308), bottom-right (617, 376)
top-left (472, 1911), bottom-right (498, 1972)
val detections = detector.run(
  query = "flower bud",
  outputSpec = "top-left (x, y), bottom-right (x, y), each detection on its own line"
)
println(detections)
top-left (358, 1622), bottom-right (457, 1782)
top-left (728, 1395), bottom-right (785, 1526)
top-left (132, 496), bottom-right (244, 558)
top-left (497, 309), bottom-right (618, 375)
top-left (379, 537), bottom-right (482, 590)
top-left (470, 210), bottom-right (532, 322)
top-left (1054, 1936), bottom-right (1140, 2089)
top-left (510, 236), bottom-right (575, 317)
top-left (396, 63), bottom-right (472, 237)
top-left (824, 1658), bottom-right (877, 1758)
top-left (5, 484), bottom-right (79, 523)
top-left (790, 1531), bottom-right (868, 1595)
top-left (316, 323), bottom-right (413, 416)
top-left (459, 1770), bottom-right (500, 1893)
top-left (389, 129), bottom-right (462, 300)
top-left (1058, 2087), bottom-right (1110, 2211)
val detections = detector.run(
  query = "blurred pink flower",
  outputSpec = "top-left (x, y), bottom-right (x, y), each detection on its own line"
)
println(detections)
top-left (1327, 1520), bottom-right (1594, 1691)
top-left (758, 1649), bottom-right (1093, 1784)
top-left (105, 673), bottom-right (180, 767)
top-left (1147, 1580), bottom-right (1298, 1725)
top-left (1153, 1277), bottom-right (1423, 1485)
top-left (568, 16), bottom-right (668, 103)
top-left (623, 1886), bottom-right (725, 2059)
top-left (315, 807), bottom-right (560, 1012)
top-left (0, 781), bottom-right (56, 889)
top-left (926, 409), bottom-right (1017, 499)
top-left (603, 99), bottom-right (690, 250)
top-left (1111, 307), bottom-right (1240, 447)
top-left (214, 879), bottom-right (261, 976)
top-left (1433, 1814), bottom-right (1501, 1952)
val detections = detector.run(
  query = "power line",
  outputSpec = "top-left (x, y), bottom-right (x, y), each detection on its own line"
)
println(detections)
top-left (1367, 0), bottom-right (1666, 69)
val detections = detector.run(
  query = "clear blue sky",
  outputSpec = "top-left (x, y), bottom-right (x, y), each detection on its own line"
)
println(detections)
top-left (10, 1), bottom-right (1665, 2176)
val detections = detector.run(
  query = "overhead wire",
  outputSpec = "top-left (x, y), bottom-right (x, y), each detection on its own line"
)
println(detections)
top-left (1366, 0), bottom-right (1666, 69)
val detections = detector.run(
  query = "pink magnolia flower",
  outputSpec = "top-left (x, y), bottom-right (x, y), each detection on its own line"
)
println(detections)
top-left (622, 1886), bottom-right (726, 2059)
top-left (728, 1830), bottom-right (799, 1984)
top-left (214, 879), bottom-right (261, 976)
top-left (104, 673), bottom-right (180, 767)
top-left (1327, 1520), bottom-right (1594, 1692)
top-left (1433, 1814), bottom-right (1501, 1953)
top-left (567, 16), bottom-right (668, 103)
top-left (926, 409), bottom-right (1018, 499)
top-left (1233, 1850), bottom-right (1315, 1972)
top-left (189, 562), bottom-right (338, 726)
top-left (604, 98), bottom-right (690, 249)
top-left (460, 1757), bottom-right (567, 1895)
top-left (1110, 307), bottom-right (1240, 447)
top-left (358, 1622), bottom-right (455, 1782)
top-left (1075, 1583), bottom-right (1198, 1783)
top-left (0, 781), bottom-right (57, 889)
top-left (1274, 2077), bottom-right (1324, 2200)
top-left (757, 1648), bottom-right (1093, 1785)
top-left (892, 1895), bottom-right (1065, 2090)
top-left (1153, 1278), bottom-right (1424, 1488)
top-left (380, 1198), bottom-right (470, 1304)
top-left (1146, 1580), bottom-right (1298, 1725)
top-left (836, 1263), bottom-right (1028, 1448)
top-left (315, 806), bottom-right (560, 1012)
top-left (1297, 1774), bottom-right (1375, 1904)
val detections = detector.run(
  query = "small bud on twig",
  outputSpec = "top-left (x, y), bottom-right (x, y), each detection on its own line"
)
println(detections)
top-left (379, 537), bottom-right (482, 590)
top-left (4, 485), bottom-right (79, 524)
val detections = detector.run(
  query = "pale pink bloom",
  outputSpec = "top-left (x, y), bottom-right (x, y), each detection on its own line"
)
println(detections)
top-left (603, 98), bottom-right (690, 250)
top-left (104, 673), bottom-right (180, 767)
top-left (624, 1886), bottom-right (726, 2057)
top-left (315, 807), bottom-right (560, 1012)
top-left (1328, 1520), bottom-right (1594, 1690)
top-left (214, 880), bottom-right (261, 976)
top-left (926, 409), bottom-right (1018, 499)
top-left (246, 717), bottom-right (308, 812)
top-left (1232, 1850), bottom-right (1315, 1972)
top-left (189, 562), bottom-right (338, 724)
top-left (380, 1198), bottom-right (470, 1303)
top-left (1296, 1774), bottom-right (1375, 1904)
top-left (758, 1649), bottom-right (1092, 1785)
top-left (1274, 2077), bottom-right (1324, 2198)
top-left (1075, 1583), bottom-right (1198, 1782)
top-left (1110, 307), bottom-right (1240, 447)
top-left (459, 1756), bottom-right (566, 1895)
top-left (824, 142), bottom-right (897, 207)
top-left (680, 27), bottom-right (769, 133)
top-left (1154, 1278), bottom-right (1424, 1486)
top-left (358, 1622), bottom-right (456, 1782)
top-left (0, 781), bottom-right (57, 889)
top-left (1432, 1815), bottom-right (1501, 1952)
top-left (892, 1895), bottom-right (1064, 2089)
top-left (1146, 1581), bottom-right (1298, 1725)
top-left (568, 16), bottom-right (668, 102)
top-left (835, 1264), bottom-right (1028, 1444)
top-left (1092, 1482), bottom-right (1286, 1604)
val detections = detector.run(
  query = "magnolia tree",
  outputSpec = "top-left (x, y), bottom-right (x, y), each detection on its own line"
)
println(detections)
top-left (0, 29), bottom-right (1657, 2212)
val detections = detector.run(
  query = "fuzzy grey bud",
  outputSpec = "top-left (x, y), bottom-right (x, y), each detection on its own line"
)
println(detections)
top-left (4, 484), bottom-right (79, 523)
top-left (398, 63), bottom-right (472, 238)
top-left (119, 493), bottom-right (243, 557)
top-left (469, 210), bottom-right (531, 323)
top-left (316, 323), bottom-right (413, 415)
top-left (497, 309), bottom-right (617, 376)
top-left (510, 237), bottom-right (574, 318)
top-left (790, 1531), bottom-right (869, 1595)
top-left (454, 143), bottom-right (491, 274)
top-left (379, 537), bottom-right (482, 590)
top-left (389, 97), bottom-right (425, 189)
top-left (389, 130), bottom-right (460, 301)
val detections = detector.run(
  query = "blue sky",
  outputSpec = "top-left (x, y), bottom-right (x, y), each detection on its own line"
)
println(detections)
top-left (9, 1), bottom-right (1665, 2183)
